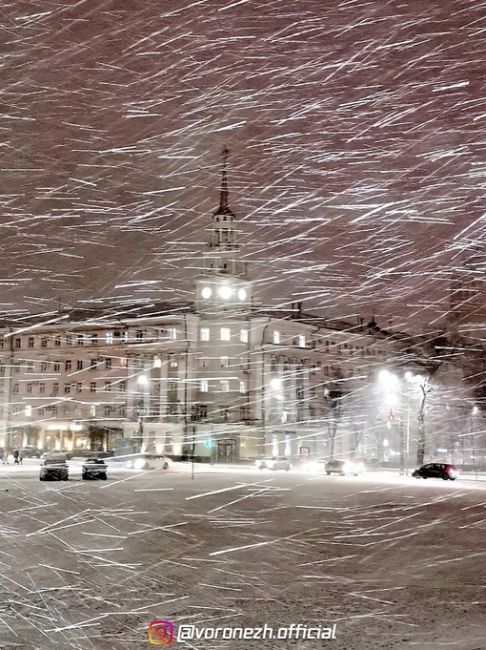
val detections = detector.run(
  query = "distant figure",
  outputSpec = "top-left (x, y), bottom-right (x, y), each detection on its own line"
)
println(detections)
top-left (13, 449), bottom-right (21, 465)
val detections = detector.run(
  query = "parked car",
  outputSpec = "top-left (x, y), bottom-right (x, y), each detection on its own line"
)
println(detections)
top-left (304, 458), bottom-right (327, 473)
top-left (82, 457), bottom-right (108, 480)
top-left (124, 454), bottom-right (170, 470)
top-left (39, 455), bottom-right (69, 481)
top-left (255, 456), bottom-right (291, 471)
top-left (21, 446), bottom-right (41, 459)
top-left (324, 459), bottom-right (365, 476)
top-left (412, 463), bottom-right (458, 481)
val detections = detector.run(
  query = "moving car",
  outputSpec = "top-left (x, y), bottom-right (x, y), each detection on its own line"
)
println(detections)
top-left (82, 457), bottom-right (108, 480)
top-left (255, 456), bottom-right (291, 471)
top-left (412, 463), bottom-right (458, 481)
top-left (39, 455), bottom-right (69, 481)
top-left (324, 459), bottom-right (365, 476)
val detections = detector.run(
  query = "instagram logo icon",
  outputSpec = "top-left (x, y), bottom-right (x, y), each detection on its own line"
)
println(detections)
top-left (148, 620), bottom-right (174, 646)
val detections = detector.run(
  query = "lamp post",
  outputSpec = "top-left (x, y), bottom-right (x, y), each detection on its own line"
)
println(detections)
top-left (136, 375), bottom-right (148, 452)
top-left (471, 405), bottom-right (479, 477)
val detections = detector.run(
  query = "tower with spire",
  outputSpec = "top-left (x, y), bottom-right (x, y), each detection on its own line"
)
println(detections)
top-left (195, 147), bottom-right (252, 313)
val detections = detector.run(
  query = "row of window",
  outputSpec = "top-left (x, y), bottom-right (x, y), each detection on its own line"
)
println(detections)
top-left (5, 357), bottom-right (122, 374)
top-left (199, 379), bottom-right (247, 394)
top-left (9, 404), bottom-right (126, 418)
top-left (13, 381), bottom-right (127, 395)
top-left (8, 328), bottom-right (180, 350)
top-left (199, 327), bottom-right (248, 342)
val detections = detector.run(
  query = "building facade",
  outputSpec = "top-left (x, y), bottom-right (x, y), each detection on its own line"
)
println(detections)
top-left (1, 150), bottom-right (479, 464)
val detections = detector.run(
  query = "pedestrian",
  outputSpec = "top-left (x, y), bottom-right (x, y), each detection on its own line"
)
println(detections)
top-left (13, 449), bottom-right (20, 465)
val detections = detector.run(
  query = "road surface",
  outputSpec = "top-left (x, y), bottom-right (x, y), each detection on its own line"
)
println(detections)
top-left (1, 465), bottom-right (485, 649)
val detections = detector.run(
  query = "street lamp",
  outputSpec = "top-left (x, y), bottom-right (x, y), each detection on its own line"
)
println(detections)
top-left (136, 375), bottom-right (149, 450)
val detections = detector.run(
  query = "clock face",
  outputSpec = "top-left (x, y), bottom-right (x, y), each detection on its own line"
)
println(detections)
top-left (201, 286), bottom-right (212, 299)
top-left (218, 286), bottom-right (232, 300)
top-left (237, 288), bottom-right (247, 301)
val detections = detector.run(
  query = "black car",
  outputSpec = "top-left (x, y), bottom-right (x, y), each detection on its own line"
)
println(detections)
top-left (412, 463), bottom-right (458, 481)
top-left (82, 457), bottom-right (108, 480)
top-left (39, 456), bottom-right (69, 481)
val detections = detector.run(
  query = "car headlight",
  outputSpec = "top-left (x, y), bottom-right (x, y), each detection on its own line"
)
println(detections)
top-left (133, 458), bottom-right (146, 470)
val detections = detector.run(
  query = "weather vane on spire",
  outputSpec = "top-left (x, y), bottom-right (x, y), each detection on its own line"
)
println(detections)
top-left (216, 145), bottom-right (233, 216)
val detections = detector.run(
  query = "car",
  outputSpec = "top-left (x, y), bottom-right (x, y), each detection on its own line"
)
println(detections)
top-left (255, 456), bottom-right (291, 471)
top-left (124, 454), bottom-right (170, 470)
top-left (412, 463), bottom-right (458, 481)
top-left (324, 459), bottom-right (365, 476)
top-left (39, 455), bottom-right (69, 481)
top-left (303, 458), bottom-right (327, 473)
top-left (82, 457), bottom-right (108, 480)
top-left (20, 446), bottom-right (41, 459)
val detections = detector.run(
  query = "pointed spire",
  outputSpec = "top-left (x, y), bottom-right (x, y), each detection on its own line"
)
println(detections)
top-left (215, 145), bottom-right (235, 217)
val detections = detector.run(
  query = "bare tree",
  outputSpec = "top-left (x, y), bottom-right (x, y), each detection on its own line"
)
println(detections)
top-left (416, 378), bottom-right (432, 466)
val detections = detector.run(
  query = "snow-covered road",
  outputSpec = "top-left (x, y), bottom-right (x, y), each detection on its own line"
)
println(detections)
top-left (1, 468), bottom-right (485, 649)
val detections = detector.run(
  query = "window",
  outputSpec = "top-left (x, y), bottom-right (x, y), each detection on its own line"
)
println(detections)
top-left (240, 406), bottom-right (249, 420)
top-left (273, 331), bottom-right (280, 344)
top-left (200, 328), bottom-right (210, 342)
top-left (105, 358), bottom-right (112, 370)
top-left (26, 383), bottom-right (33, 394)
top-left (41, 361), bottom-right (48, 372)
top-left (136, 330), bottom-right (144, 341)
top-left (198, 404), bottom-right (208, 419)
top-left (105, 332), bottom-right (113, 344)
top-left (26, 361), bottom-right (34, 373)
top-left (41, 338), bottom-right (48, 348)
top-left (104, 382), bottom-right (111, 392)
top-left (220, 356), bottom-right (229, 368)
top-left (53, 362), bottom-right (61, 372)
top-left (199, 358), bottom-right (209, 368)
top-left (298, 335), bottom-right (306, 348)
top-left (239, 380), bottom-right (247, 394)
top-left (76, 334), bottom-right (84, 346)
top-left (169, 358), bottom-right (178, 368)
top-left (220, 327), bottom-right (230, 341)
top-left (240, 329), bottom-right (248, 343)
top-left (65, 360), bottom-right (72, 371)
top-left (169, 328), bottom-right (177, 340)
top-left (52, 383), bottom-right (59, 395)
top-left (76, 382), bottom-right (82, 393)
top-left (66, 335), bottom-right (72, 346)
top-left (77, 360), bottom-right (83, 371)
top-left (119, 381), bottom-right (126, 392)
top-left (120, 357), bottom-right (127, 367)
top-left (14, 362), bottom-right (20, 373)
top-left (64, 384), bottom-right (71, 394)
top-left (91, 334), bottom-right (98, 345)
top-left (90, 382), bottom-right (96, 393)
top-left (90, 359), bottom-right (97, 370)
top-left (54, 336), bottom-right (61, 347)
top-left (103, 406), bottom-right (112, 418)
top-left (38, 408), bottom-right (44, 417)
top-left (39, 383), bottom-right (45, 394)
top-left (200, 379), bottom-right (209, 393)
top-left (28, 337), bottom-right (34, 349)
top-left (220, 380), bottom-right (230, 392)
top-left (15, 338), bottom-right (21, 349)
top-left (168, 381), bottom-right (178, 393)
top-left (90, 405), bottom-right (96, 417)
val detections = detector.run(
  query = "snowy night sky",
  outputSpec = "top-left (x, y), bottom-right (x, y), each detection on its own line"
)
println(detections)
top-left (0, 0), bottom-right (485, 328)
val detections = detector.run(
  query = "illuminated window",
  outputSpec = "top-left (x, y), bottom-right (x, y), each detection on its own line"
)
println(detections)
top-left (220, 327), bottom-right (231, 341)
top-left (240, 329), bottom-right (248, 343)
top-left (220, 356), bottom-right (229, 368)
top-left (239, 381), bottom-right (247, 394)
top-left (105, 332), bottom-right (113, 344)
top-left (220, 380), bottom-right (230, 392)
top-left (298, 335), bottom-right (306, 348)
top-left (273, 331), bottom-right (280, 344)
top-left (200, 379), bottom-right (209, 393)
top-left (200, 328), bottom-right (210, 342)
top-left (28, 337), bottom-right (34, 349)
